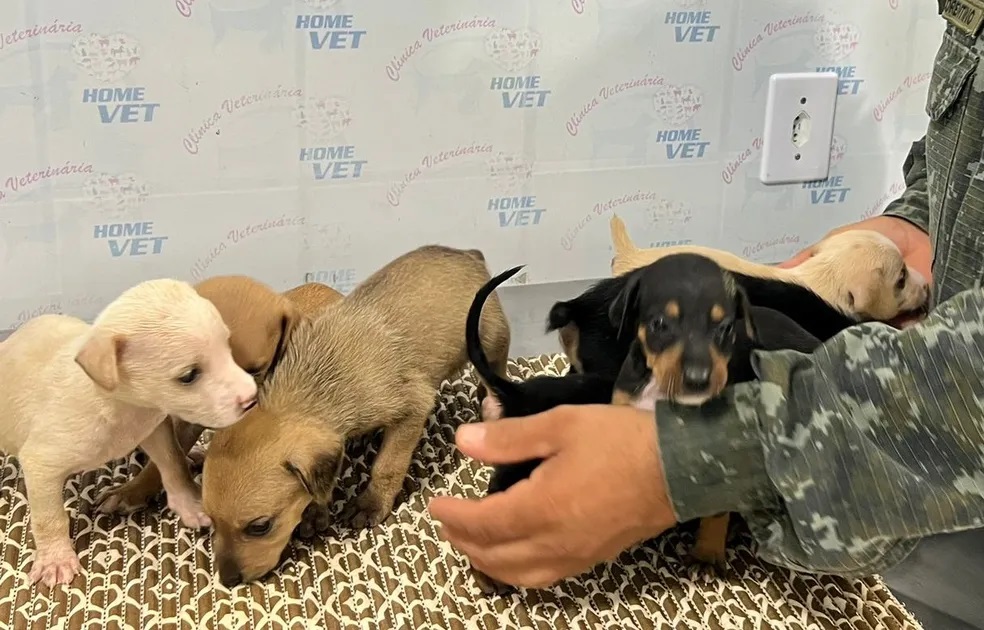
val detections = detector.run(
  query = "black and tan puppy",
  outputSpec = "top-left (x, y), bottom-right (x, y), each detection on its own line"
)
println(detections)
top-left (606, 253), bottom-right (814, 574)
top-left (548, 259), bottom-right (855, 382)
top-left (200, 245), bottom-right (512, 587)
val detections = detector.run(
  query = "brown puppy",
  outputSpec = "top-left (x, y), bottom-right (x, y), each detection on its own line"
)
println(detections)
top-left (201, 245), bottom-right (511, 587)
top-left (98, 278), bottom-right (343, 513)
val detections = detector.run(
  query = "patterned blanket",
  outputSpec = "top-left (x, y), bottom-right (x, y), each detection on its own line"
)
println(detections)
top-left (0, 355), bottom-right (921, 629)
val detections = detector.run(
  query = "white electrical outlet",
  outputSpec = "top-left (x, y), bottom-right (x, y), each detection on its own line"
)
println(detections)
top-left (759, 72), bottom-right (839, 185)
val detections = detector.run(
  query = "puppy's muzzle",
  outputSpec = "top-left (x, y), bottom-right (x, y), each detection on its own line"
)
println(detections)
top-left (681, 364), bottom-right (711, 393)
top-left (239, 395), bottom-right (258, 414)
top-left (218, 558), bottom-right (243, 588)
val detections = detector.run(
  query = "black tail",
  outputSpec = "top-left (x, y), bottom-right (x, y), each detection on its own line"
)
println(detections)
top-left (467, 265), bottom-right (525, 402)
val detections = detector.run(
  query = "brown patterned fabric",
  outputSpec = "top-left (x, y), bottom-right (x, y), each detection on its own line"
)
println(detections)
top-left (0, 355), bottom-right (922, 629)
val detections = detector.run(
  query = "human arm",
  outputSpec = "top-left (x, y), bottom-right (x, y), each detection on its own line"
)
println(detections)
top-left (880, 135), bottom-right (930, 233)
top-left (660, 286), bottom-right (984, 577)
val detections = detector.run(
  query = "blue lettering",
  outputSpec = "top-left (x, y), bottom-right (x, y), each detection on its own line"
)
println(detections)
top-left (488, 196), bottom-right (536, 211)
top-left (803, 176), bottom-right (845, 189)
top-left (490, 76), bottom-right (542, 90)
top-left (673, 25), bottom-right (720, 42)
top-left (309, 30), bottom-right (366, 50)
top-left (94, 222), bottom-right (155, 239)
top-left (108, 236), bottom-right (167, 257)
top-left (502, 90), bottom-right (551, 108)
top-left (300, 145), bottom-right (356, 161)
top-left (656, 128), bottom-right (702, 143)
top-left (313, 160), bottom-right (367, 179)
top-left (665, 142), bottom-right (711, 159)
top-left (810, 188), bottom-right (850, 204)
top-left (664, 11), bottom-right (711, 24)
top-left (84, 87), bottom-right (146, 103)
top-left (296, 14), bottom-right (355, 29)
top-left (498, 208), bottom-right (546, 227)
top-left (97, 103), bottom-right (159, 123)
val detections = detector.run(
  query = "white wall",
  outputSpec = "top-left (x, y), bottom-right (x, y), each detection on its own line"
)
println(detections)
top-left (0, 1), bottom-right (945, 354)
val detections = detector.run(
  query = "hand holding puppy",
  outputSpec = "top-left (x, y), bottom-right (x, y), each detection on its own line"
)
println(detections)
top-left (778, 215), bottom-right (932, 328)
top-left (428, 404), bottom-right (675, 589)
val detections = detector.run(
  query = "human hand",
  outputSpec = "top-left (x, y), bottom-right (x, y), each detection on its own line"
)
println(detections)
top-left (428, 404), bottom-right (676, 589)
top-left (777, 215), bottom-right (932, 328)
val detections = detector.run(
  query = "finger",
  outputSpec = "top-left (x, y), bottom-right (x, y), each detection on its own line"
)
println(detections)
top-left (463, 539), bottom-right (576, 590)
top-left (455, 408), bottom-right (572, 464)
top-left (775, 245), bottom-right (815, 269)
top-left (428, 483), bottom-right (548, 546)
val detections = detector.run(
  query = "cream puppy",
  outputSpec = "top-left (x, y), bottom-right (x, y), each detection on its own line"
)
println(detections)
top-left (0, 279), bottom-right (257, 588)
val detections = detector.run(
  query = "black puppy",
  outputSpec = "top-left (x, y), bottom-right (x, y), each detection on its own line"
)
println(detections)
top-left (548, 258), bottom-right (853, 381)
top-left (466, 265), bottom-right (616, 495)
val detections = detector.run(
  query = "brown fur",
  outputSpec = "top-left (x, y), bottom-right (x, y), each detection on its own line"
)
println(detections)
top-left (609, 214), bottom-right (930, 320)
top-left (691, 512), bottom-right (731, 571)
top-left (99, 278), bottom-right (344, 514)
top-left (201, 245), bottom-right (511, 586)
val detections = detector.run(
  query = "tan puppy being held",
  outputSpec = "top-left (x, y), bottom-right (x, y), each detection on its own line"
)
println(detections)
top-left (609, 214), bottom-right (930, 321)
top-left (0, 279), bottom-right (257, 587)
top-left (99, 278), bottom-right (344, 513)
top-left (202, 245), bottom-right (511, 587)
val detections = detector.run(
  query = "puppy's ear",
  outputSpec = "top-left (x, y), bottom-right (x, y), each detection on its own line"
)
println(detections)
top-left (75, 329), bottom-right (126, 391)
top-left (283, 437), bottom-right (343, 504)
top-left (608, 273), bottom-right (641, 337)
top-left (734, 286), bottom-right (757, 341)
top-left (269, 299), bottom-right (302, 373)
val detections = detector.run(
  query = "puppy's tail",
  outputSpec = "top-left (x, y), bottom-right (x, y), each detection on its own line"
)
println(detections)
top-left (610, 214), bottom-right (639, 257)
top-left (467, 265), bottom-right (525, 402)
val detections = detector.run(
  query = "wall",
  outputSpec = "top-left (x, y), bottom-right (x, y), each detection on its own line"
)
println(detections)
top-left (0, 1), bottom-right (944, 354)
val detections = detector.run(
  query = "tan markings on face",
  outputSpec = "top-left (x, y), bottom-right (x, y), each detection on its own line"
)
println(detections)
top-left (559, 323), bottom-right (582, 372)
top-left (708, 345), bottom-right (729, 399)
top-left (710, 304), bottom-right (725, 323)
top-left (665, 300), bottom-right (680, 318)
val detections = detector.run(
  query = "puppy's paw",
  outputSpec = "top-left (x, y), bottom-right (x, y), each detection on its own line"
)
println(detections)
top-left (29, 542), bottom-right (82, 588)
top-left (480, 394), bottom-right (503, 421)
top-left (687, 543), bottom-right (729, 579)
top-left (350, 491), bottom-right (391, 529)
top-left (167, 492), bottom-right (212, 530)
top-left (96, 483), bottom-right (154, 515)
top-left (295, 502), bottom-right (332, 539)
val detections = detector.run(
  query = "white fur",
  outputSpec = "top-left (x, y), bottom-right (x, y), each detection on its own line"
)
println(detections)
top-left (0, 278), bottom-right (257, 588)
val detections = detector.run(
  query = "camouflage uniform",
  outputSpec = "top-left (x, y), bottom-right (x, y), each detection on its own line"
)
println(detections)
top-left (656, 4), bottom-right (984, 583)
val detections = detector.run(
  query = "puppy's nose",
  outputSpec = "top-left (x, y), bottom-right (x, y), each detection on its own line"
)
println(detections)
top-left (219, 565), bottom-right (243, 588)
top-left (682, 366), bottom-right (711, 392)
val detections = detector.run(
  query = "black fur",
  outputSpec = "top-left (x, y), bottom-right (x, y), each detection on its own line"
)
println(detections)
top-left (466, 266), bottom-right (616, 494)
top-left (548, 264), bottom-right (854, 381)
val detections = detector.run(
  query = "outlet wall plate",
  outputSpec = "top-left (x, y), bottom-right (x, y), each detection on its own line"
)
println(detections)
top-left (759, 72), bottom-right (839, 185)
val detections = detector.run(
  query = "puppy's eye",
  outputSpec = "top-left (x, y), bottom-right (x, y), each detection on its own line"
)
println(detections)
top-left (648, 318), bottom-right (668, 334)
top-left (177, 366), bottom-right (201, 385)
top-left (895, 267), bottom-right (907, 291)
top-left (244, 517), bottom-right (273, 537)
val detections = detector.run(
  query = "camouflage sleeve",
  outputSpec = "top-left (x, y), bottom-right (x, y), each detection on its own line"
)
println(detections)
top-left (655, 287), bottom-right (984, 577)
top-left (880, 135), bottom-right (930, 233)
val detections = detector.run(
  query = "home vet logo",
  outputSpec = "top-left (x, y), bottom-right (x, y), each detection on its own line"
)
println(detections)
top-left (83, 172), bottom-right (148, 219)
top-left (803, 136), bottom-right (851, 205)
top-left (304, 268), bottom-right (358, 294)
top-left (486, 28), bottom-right (550, 109)
top-left (664, 0), bottom-right (721, 44)
top-left (74, 34), bottom-right (160, 124)
top-left (654, 84), bottom-right (709, 160)
top-left (93, 221), bottom-right (168, 257)
top-left (295, 0), bottom-right (367, 52)
top-left (485, 153), bottom-right (543, 228)
top-left (814, 21), bottom-right (863, 96)
top-left (296, 97), bottom-right (367, 181)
